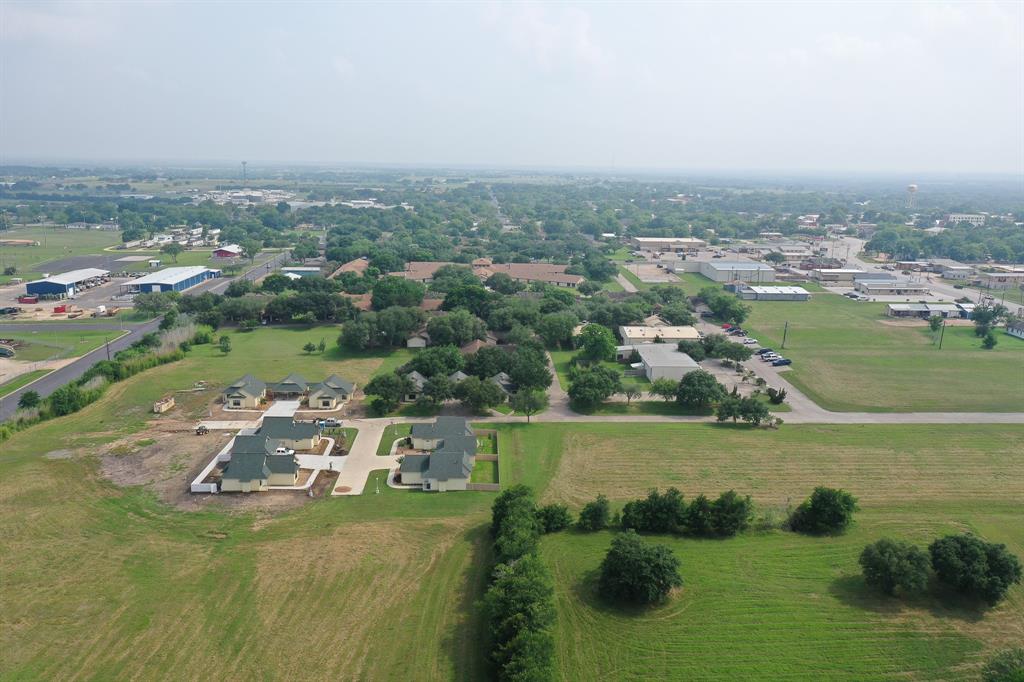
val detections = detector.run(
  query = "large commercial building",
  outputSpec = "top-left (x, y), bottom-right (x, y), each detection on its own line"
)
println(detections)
top-left (946, 213), bottom-right (986, 227)
top-left (736, 285), bottom-right (810, 301)
top-left (886, 303), bottom-right (964, 319)
top-left (977, 270), bottom-right (1024, 289)
top-left (25, 268), bottom-right (109, 298)
top-left (699, 260), bottom-right (776, 283)
top-left (809, 268), bottom-right (864, 283)
top-left (854, 280), bottom-right (930, 296)
top-left (618, 325), bottom-right (701, 344)
top-left (123, 266), bottom-right (221, 293)
top-left (631, 236), bottom-right (707, 253)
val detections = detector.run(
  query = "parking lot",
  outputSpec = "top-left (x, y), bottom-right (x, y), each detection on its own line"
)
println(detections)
top-left (0, 278), bottom-right (135, 319)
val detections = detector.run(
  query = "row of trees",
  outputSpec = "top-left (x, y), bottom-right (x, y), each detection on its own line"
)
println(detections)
top-left (485, 487), bottom-right (557, 681)
top-left (860, 534), bottom-right (1021, 606)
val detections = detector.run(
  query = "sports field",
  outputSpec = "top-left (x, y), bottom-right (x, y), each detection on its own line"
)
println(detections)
top-left (2, 329), bottom-right (120, 361)
top-left (744, 296), bottom-right (1024, 412)
top-left (1, 337), bottom-right (1021, 679)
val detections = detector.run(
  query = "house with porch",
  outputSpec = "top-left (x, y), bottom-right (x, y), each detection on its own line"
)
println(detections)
top-left (307, 374), bottom-right (355, 409)
top-left (222, 374), bottom-right (267, 409)
top-left (400, 417), bottom-right (477, 492)
top-left (258, 416), bottom-right (322, 451)
top-left (220, 435), bottom-right (298, 492)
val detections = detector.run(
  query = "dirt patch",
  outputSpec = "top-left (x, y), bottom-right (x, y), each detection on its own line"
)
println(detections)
top-left (44, 449), bottom-right (73, 460)
top-left (97, 418), bottom-right (326, 514)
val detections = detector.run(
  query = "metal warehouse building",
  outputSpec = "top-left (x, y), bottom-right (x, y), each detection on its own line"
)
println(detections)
top-left (737, 285), bottom-right (810, 301)
top-left (699, 260), bottom-right (776, 283)
top-left (25, 268), bottom-right (109, 298)
top-left (123, 266), bottom-right (221, 294)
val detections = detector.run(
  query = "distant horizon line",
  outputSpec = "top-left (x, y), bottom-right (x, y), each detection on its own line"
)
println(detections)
top-left (1, 156), bottom-right (1021, 181)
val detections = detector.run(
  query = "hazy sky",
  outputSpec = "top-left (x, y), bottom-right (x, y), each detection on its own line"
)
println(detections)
top-left (1, 1), bottom-right (1021, 174)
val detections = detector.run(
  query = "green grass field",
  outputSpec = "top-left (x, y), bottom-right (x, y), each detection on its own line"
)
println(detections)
top-left (2, 329), bottom-right (121, 361)
top-left (743, 296), bottom-right (1024, 412)
top-left (470, 459), bottom-right (498, 483)
top-left (0, 369), bottom-right (51, 397)
top-left (377, 423), bottom-right (412, 455)
top-left (1, 327), bottom-right (1022, 680)
top-left (550, 350), bottom-right (650, 389)
top-left (0, 227), bottom-right (122, 282)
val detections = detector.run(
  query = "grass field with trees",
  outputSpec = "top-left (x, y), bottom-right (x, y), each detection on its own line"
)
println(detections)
top-left (0, 226), bottom-right (122, 282)
top-left (743, 296), bottom-right (1024, 412)
top-left (0, 337), bottom-right (1021, 679)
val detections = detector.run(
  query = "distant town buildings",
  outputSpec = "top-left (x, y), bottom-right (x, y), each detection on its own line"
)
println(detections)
top-left (946, 213), bottom-right (986, 227)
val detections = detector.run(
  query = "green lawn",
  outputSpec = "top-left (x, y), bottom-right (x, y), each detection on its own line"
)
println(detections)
top-left (1, 329), bottom-right (122, 361)
top-left (1, 332), bottom-right (1021, 682)
top-left (470, 459), bottom-right (498, 484)
top-left (743, 296), bottom-right (1024, 412)
top-left (0, 369), bottom-right (51, 397)
top-left (617, 265), bottom-right (648, 291)
top-left (600, 277), bottom-right (624, 293)
top-left (377, 423), bottom-right (412, 456)
top-left (550, 350), bottom-right (650, 390)
top-left (0, 227), bottom-right (122, 282)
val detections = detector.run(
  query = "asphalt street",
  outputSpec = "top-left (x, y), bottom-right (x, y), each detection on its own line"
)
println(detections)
top-left (0, 250), bottom-right (289, 422)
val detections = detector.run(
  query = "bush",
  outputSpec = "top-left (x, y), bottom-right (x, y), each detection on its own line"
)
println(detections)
top-left (859, 539), bottom-right (930, 596)
top-left (621, 488), bottom-right (685, 534)
top-left (536, 504), bottom-right (573, 533)
top-left (484, 555), bottom-right (555, 682)
top-left (982, 648), bottom-right (1024, 682)
top-left (578, 494), bottom-right (611, 531)
top-left (17, 390), bottom-right (40, 410)
top-left (789, 486), bottom-right (858, 535)
top-left (598, 530), bottom-right (683, 605)
top-left (929, 534), bottom-right (1022, 605)
top-left (710, 490), bottom-right (753, 537)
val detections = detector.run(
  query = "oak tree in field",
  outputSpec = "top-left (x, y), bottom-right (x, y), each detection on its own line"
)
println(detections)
top-left (859, 538), bottom-right (930, 596)
top-left (599, 530), bottom-right (683, 605)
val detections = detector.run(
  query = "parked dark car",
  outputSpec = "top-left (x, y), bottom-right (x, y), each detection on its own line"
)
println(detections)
top-left (772, 358), bottom-right (792, 366)
top-left (755, 348), bottom-right (775, 356)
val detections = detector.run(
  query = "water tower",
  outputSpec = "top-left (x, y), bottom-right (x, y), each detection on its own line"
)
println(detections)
top-left (906, 183), bottom-right (918, 209)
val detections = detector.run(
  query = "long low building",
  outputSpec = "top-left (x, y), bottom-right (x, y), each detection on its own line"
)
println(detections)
top-left (699, 260), bottom-right (776, 283)
top-left (630, 236), bottom-right (707, 252)
top-left (736, 285), bottom-right (810, 301)
top-left (25, 268), bottom-right (109, 298)
top-left (123, 266), bottom-right (221, 293)
top-left (854, 280), bottom-right (930, 296)
top-left (809, 268), bottom-right (865, 283)
top-left (886, 303), bottom-right (967, 319)
top-left (618, 325), bottom-right (700, 344)
top-left (616, 344), bottom-right (700, 382)
top-left (977, 271), bottom-right (1024, 289)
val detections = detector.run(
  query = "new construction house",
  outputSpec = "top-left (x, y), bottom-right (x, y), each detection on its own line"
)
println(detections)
top-left (399, 417), bottom-right (477, 492)
top-left (222, 373), bottom-right (355, 410)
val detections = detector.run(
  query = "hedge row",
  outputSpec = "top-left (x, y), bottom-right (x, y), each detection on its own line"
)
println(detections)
top-left (484, 485), bottom-right (556, 681)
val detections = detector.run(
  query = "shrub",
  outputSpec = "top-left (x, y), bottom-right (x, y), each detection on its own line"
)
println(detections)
top-left (682, 494), bottom-right (714, 536)
top-left (982, 648), bottom-right (1024, 682)
top-left (484, 555), bottom-right (555, 682)
top-left (536, 504), bottom-right (573, 533)
top-left (621, 488), bottom-right (685, 534)
top-left (789, 486), bottom-right (858, 535)
top-left (710, 490), bottom-right (753, 537)
top-left (859, 539), bottom-right (930, 596)
top-left (578, 494), bottom-right (611, 531)
top-left (598, 530), bottom-right (683, 605)
top-left (929, 534), bottom-right (1022, 606)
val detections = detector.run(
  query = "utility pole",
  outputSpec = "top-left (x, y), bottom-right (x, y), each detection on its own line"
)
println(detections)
top-left (105, 337), bottom-right (111, 361)
top-left (938, 319), bottom-right (946, 349)
top-left (781, 321), bottom-right (789, 349)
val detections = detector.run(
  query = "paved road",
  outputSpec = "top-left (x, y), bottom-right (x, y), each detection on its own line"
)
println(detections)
top-left (0, 322), bottom-right (131, 333)
top-left (195, 251), bottom-right (289, 295)
top-left (0, 317), bottom-right (162, 421)
top-left (615, 273), bottom-right (638, 293)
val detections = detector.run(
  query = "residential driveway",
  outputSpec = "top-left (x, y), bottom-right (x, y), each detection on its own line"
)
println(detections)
top-left (331, 419), bottom-right (396, 495)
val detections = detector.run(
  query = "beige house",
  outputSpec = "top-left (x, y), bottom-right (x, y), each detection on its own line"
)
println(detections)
top-left (222, 374), bottom-right (267, 409)
top-left (220, 435), bottom-right (298, 492)
top-left (400, 417), bottom-right (477, 492)
top-left (307, 374), bottom-right (355, 410)
top-left (258, 416), bottom-right (321, 451)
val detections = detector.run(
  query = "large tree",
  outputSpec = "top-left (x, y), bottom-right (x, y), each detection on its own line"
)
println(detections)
top-left (510, 389), bottom-right (549, 422)
top-left (508, 346), bottom-right (553, 390)
top-left (675, 370), bottom-right (725, 408)
top-left (598, 530), bottom-right (683, 605)
top-left (929, 534), bottom-right (1022, 605)
top-left (789, 486), bottom-right (858, 535)
top-left (426, 309), bottom-right (485, 347)
top-left (568, 365), bottom-right (621, 409)
top-left (454, 376), bottom-right (506, 413)
top-left (364, 373), bottom-right (414, 413)
top-left (577, 324), bottom-right (617, 363)
top-left (372, 276), bottom-right (425, 310)
top-left (859, 539), bottom-right (930, 596)
top-left (160, 242), bottom-right (184, 263)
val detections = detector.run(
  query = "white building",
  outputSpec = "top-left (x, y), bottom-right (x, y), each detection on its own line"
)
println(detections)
top-left (854, 280), bottom-right (930, 296)
top-left (618, 325), bottom-right (701, 345)
top-left (617, 344), bottom-right (700, 382)
top-left (736, 285), bottom-right (810, 301)
top-left (699, 260), bottom-right (776, 283)
top-left (810, 268), bottom-right (865, 283)
top-left (947, 213), bottom-right (986, 227)
top-left (631, 236), bottom-right (707, 253)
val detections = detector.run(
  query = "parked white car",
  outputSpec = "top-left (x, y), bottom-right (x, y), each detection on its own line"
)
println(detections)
top-left (275, 447), bottom-right (295, 456)
top-left (761, 353), bottom-right (780, 361)
top-left (743, 338), bottom-right (758, 345)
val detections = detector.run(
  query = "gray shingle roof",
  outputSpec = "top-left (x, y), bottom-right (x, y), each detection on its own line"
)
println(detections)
top-left (405, 370), bottom-right (428, 390)
top-left (259, 416), bottom-right (319, 441)
top-left (321, 374), bottom-right (355, 393)
top-left (424, 451), bottom-right (474, 481)
top-left (268, 373), bottom-right (309, 394)
top-left (231, 434), bottom-right (277, 456)
top-left (410, 417), bottom-right (473, 439)
top-left (399, 454), bottom-right (430, 474)
top-left (224, 451), bottom-right (271, 483)
top-left (224, 374), bottom-right (266, 398)
top-left (265, 454), bottom-right (298, 475)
